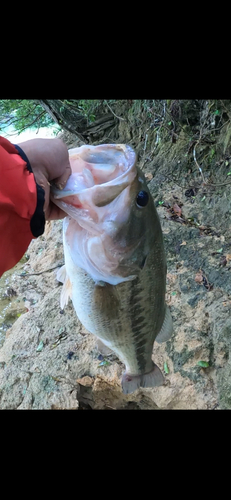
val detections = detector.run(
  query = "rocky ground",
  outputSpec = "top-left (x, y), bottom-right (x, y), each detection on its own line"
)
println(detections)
top-left (0, 127), bottom-right (231, 409)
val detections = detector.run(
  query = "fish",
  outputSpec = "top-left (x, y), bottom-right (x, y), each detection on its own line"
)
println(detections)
top-left (51, 143), bottom-right (173, 394)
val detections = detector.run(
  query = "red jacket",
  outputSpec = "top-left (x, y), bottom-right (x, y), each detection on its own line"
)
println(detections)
top-left (0, 136), bottom-right (45, 277)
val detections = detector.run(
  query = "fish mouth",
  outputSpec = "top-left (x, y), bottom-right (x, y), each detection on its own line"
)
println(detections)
top-left (51, 143), bottom-right (137, 235)
top-left (51, 143), bottom-right (136, 205)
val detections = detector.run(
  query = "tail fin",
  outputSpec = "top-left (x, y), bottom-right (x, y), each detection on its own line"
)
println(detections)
top-left (122, 363), bottom-right (164, 394)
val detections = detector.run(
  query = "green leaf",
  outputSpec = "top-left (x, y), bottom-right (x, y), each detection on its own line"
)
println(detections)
top-left (158, 201), bottom-right (164, 205)
top-left (197, 360), bottom-right (209, 368)
top-left (171, 291), bottom-right (176, 296)
top-left (164, 362), bottom-right (169, 374)
top-left (36, 340), bottom-right (44, 352)
top-left (217, 248), bottom-right (223, 253)
top-left (214, 109), bottom-right (219, 115)
top-left (227, 172), bottom-right (231, 176)
top-left (98, 360), bottom-right (110, 367)
top-left (210, 148), bottom-right (215, 158)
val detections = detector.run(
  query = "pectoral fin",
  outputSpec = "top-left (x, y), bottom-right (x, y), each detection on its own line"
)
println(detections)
top-left (57, 265), bottom-right (72, 309)
top-left (57, 265), bottom-right (67, 284)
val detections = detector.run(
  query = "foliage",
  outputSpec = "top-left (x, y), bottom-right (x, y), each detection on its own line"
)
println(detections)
top-left (2, 100), bottom-right (231, 172)
top-left (0, 100), bottom-right (54, 135)
top-left (59, 99), bottom-right (118, 124)
top-left (0, 99), bottom-right (120, 141)
top-left (127, 100), bottom-right (231, 168)
top-left (53, 99), bottom-right (99, 124)
top-left (74, 99), bottom-right (101, 123)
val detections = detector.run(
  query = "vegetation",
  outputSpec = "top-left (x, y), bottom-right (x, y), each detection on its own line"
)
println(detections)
top-left (0, 100), bottom-right (53, 134)
top-left (1, 100), bottom-right (231, 182)
top-left (0, 99), bottom-right (118, 139)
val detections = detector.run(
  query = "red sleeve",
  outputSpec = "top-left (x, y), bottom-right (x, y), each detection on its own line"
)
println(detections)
top-left (0, 136), bottom-right (45, 276)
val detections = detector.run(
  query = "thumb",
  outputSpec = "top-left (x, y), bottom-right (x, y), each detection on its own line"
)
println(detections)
top-left (53, 161), bottom-right (72, 190)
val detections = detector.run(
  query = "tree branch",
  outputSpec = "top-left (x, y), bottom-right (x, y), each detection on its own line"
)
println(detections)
top-left (104, 100), bottom-right (126, 121)
top-left (1, 110), bottom-right (47, 137)
top-left (0, 103), bottom-right (39, 130)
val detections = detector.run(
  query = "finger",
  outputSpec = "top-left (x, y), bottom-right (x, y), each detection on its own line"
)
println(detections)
top-left (39, 181), bottom-right (50, 214)
top-left (53, 162), bottom-right (72, 190)
top-left (45, 201), bottom-right (68, 221)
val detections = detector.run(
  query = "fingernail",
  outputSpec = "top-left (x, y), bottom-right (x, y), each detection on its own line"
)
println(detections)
top-left (55, 182), bottom-right (64, 190)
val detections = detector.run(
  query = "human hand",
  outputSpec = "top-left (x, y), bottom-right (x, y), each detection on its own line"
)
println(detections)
top-left (18, 138), bottom-right (72, 220)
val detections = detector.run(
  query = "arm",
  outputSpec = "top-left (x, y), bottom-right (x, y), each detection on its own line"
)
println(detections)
top-left (0, 136), bottom-right (71, 277)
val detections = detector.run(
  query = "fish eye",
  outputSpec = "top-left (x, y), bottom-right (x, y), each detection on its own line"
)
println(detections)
top-left (136, 190), bottom-right (149, 207)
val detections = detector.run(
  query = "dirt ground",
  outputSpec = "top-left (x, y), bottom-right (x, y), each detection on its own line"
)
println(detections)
top-left (0, 127), bottom-right (231, 409)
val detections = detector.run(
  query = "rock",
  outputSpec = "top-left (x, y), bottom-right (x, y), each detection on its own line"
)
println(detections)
top-left (3, 301), bottom-right (28, 322)
top-left (76, 376), bottom-right (94, 387)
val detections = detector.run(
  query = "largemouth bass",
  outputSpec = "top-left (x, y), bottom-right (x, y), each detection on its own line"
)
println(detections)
top-left (51, 144), bottom-right (173, 394)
